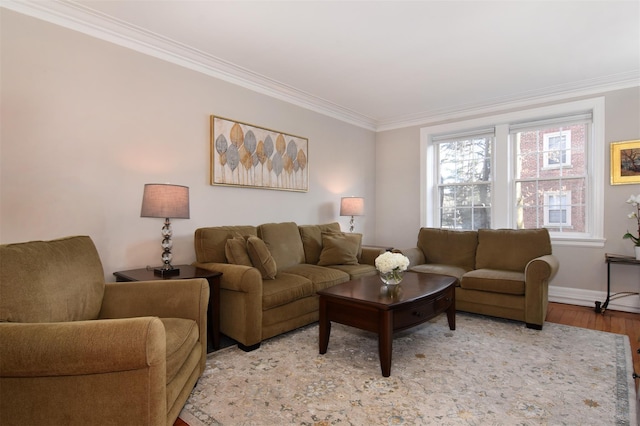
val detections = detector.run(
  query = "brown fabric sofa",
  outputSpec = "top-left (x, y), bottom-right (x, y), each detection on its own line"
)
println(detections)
top-left (193, 222), bottom-right (379, 350)
top-left (400, 228), bottom-right (559, 329)
top-left (0, 236), bottom-right (209, 426)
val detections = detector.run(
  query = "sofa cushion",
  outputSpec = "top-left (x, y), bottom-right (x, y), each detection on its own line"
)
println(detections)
top-left (161, 317), bottom-right (199, 384)
top-left (327, 263), bottom-right (377, 279)
top-left (410, 264), bottom-right (467, 281)
top-left (258, 222), bottom-right (306, 269)
top-left (224, 236), bottom-right (252, 266)
top-left (0, 236), bottom-right (105, 323)
top-left (417, 228), bottom-right (478, 271)
top-left (281, 264), bottom-right (350, 292)
top-left (317, 232), bottom-right (359, 266)
top-left (299, 222), bottom-right (342, 264)
top-left (475, 228), bottom-right (552, 272)
top-left (246, 237), bottom-right (277, 279)
top-left (194, 226), bottom-right (258, 263)
top-left (461, 269), bottom-right (525, 295)
top-left (261, 273), bottom-right (314, 310)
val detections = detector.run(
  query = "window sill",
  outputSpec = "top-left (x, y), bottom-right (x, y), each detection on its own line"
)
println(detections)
top-left (550, 236), bottom-right (605, 248)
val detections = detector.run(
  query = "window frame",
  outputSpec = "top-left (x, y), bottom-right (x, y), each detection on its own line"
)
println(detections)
top-left (543, 130), bottom-right (572, 168)
top-left (420, 97), bottom-right (605, 247)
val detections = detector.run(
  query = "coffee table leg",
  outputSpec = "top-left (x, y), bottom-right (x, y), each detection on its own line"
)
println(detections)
top-left (446, 291), bottom-right (456, 330)
top-left (379, 310), bottom-right (393, 377)
top-left (319, 296), bottom-right (331, 354)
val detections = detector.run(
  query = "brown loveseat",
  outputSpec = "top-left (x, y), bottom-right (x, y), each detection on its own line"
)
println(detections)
top-left (193, 222), bottom-right (379, 350)
top-left (400, 228), bottom-right (559, 329)
top-left (0, 236), bottom-right (209, 426)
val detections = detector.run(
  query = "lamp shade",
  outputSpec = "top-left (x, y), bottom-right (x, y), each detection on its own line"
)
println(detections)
top-left (340, 197), bottom-right (364, 216)
top-left (140, 184), bottom-right (190, 219)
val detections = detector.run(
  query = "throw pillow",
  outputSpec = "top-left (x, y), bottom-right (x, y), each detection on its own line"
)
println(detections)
top-left (224, 235), bottom-right (252, 266)
top-left (317, 232), bottom-right (359, 266)
top-left (246, 236), bottom-right (277, 279)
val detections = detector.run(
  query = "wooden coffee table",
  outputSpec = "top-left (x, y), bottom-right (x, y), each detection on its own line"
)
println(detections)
top-left (318, 272), bottom-right (456, 377)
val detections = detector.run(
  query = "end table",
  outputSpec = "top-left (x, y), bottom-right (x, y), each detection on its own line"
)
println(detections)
top-left (113, 265), bottom-right (222, 352)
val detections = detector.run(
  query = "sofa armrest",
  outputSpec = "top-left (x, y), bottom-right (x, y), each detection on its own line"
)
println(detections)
top-left (192, 262), bottom-right (263, 348)
top-left (525, 254), bottom-right (559, 285)
top-left (0, 317), bottom-right (165, 377)
top-left (396, 247), bottom-right (426, 268)
top-left (359, 246), bottom-right (387, 266)
top-left (523, 254), bottom-right (560, 327)
top-left (192, 262), bottom-right (263, 293)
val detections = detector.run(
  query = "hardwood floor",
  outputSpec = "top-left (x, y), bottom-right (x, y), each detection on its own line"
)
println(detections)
top-left (174, 302), bottom-right (640, 426)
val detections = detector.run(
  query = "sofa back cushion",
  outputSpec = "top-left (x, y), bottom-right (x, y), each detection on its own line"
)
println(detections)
top-left (0, 236), bottom-right (105, 323)
top-left (317, 232), bottom-right (360, 266)
top-left (475, 228), bottom-right (552, 272)
top-left (299, 222), bottom-right (342, 264)
top-left (194, 226), bottom-right (258, 263)
top-left (417, 228), bottom-right (478, 271)
top-left (258, 222), bottom-right (305, 270)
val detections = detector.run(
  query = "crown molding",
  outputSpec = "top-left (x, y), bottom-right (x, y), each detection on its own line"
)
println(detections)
top-left (3, 1), bottom-right (639, 133)
top-left (376, 71), bottom-right (640, 132)
top-left (1, 0), bottom-right (378, 131)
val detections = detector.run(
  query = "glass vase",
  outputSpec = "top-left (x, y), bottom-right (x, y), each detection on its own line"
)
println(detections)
top-left (379, 269), bottom-right (404, 286)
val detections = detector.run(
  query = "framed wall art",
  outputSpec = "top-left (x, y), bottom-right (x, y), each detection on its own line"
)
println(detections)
top-left (610, 140), bottom-right (640, 185)
top-left (210, 116), bottom-right (308, 192)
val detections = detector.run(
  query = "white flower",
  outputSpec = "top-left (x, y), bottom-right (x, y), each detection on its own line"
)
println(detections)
top-left (623, 194), bottom-right (640, 246)
top-left (375, 251), bottom-right (410, 274)
top-left (626, 194), bottom-right (640, 206)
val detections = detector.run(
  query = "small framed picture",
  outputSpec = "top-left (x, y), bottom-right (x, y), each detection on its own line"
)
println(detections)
top-left (610, 140), bottom-right (640, 185)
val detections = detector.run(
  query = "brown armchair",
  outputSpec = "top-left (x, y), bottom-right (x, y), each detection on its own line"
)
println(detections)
top-left (0, 236), bottom-right (209, 426)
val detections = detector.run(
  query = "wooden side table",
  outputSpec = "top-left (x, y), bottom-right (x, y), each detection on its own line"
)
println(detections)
top-left (113, 265), bottom-right (222, 352)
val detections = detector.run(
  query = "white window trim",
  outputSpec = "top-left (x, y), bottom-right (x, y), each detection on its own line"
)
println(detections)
top-left (420, 97), bottom-right (605, 247)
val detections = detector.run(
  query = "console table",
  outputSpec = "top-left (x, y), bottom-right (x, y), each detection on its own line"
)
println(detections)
top-left (114, 265), bottom-right (222, 352)
top-left (594, 254), bottom-right (640, 313)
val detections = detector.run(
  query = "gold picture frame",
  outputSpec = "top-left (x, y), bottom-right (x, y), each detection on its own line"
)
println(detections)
top-left (210, 116), bottom-right (308, 192)
top-left (610, 140), bottom-right (640, 185)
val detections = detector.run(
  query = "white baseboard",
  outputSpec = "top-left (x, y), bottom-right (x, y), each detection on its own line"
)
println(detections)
top-left (549, 285), bottom-right (640, 314)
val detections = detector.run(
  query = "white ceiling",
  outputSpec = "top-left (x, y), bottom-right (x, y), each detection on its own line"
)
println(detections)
top-left (4, 1), bottom-right (640, 130)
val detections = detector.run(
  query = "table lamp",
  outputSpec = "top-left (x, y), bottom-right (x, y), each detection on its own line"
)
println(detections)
top-left (140, 183), bottom-right (190, 276)
top-left (340, 197), bottom-right (364, 232)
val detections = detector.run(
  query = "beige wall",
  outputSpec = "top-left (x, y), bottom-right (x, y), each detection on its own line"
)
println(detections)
top-left (376, 87), bottom-right (640, 311)
top-left (2, 10), bottom-right (638, 311)
top-left (0, 10), bottom-right (376, 279)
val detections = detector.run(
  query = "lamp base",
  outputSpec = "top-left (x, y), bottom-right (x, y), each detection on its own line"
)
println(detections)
top-left (153, 267), bottom-right (180, 277)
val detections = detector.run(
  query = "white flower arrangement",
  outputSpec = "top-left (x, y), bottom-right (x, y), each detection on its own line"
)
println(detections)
top-left (375, 251), bottom-right (410, 274)
top-left (623, 194), bottom-right (640, 247)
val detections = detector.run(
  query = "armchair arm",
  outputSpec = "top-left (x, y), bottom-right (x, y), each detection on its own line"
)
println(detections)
top-left (99, 278), bottom-right (209, 323)
top-left (0, 317), bottom-right (164, 377)
top-left (0, 318), bottom-right (167, 426)
top-left (396, 247), bottom-right (426, 269)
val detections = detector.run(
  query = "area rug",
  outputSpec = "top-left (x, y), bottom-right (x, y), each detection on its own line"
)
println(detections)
top-left (180, 313), bottom-right (637, 425)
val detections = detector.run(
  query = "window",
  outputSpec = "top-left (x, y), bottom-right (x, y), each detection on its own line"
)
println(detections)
top-left (435, 134), bottom-right (493, 230)
top-left (421, 97), bottom-right (605, 246)
top-left (513, 119), bottom-right (588, 234)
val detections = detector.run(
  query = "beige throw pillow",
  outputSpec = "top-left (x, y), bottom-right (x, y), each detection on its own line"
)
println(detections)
top-left (224, 236), bottom-right (252, 266)
top-left (317, 232), bottom-right (359, 266)
top-left (246, 236), bottom-right (277, 279)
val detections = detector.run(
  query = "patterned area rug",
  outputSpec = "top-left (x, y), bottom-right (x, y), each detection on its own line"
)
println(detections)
top-left (180, 313), bottom-right (637, 425)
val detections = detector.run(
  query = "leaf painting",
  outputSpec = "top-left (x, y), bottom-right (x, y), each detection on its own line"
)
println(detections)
top-left (211, 116), bottom-right (308, 191)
